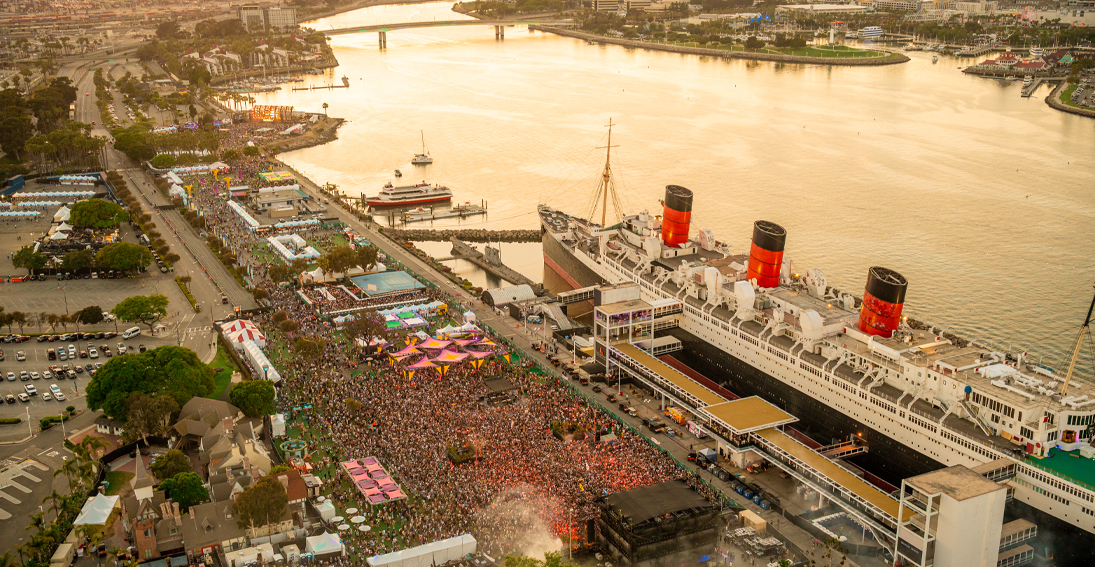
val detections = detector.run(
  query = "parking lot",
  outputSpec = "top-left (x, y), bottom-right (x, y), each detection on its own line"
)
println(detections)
top-left (0, 330), bottom-right (190, 437)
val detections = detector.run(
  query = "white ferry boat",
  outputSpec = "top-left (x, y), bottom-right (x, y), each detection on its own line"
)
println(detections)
top-left (364, 182), bottom-right (451, 207)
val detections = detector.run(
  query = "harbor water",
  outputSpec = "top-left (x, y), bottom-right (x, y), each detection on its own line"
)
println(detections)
top-left (257, 1), bottom-right (1095, 372)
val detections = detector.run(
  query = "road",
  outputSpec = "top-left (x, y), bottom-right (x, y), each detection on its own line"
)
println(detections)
top-left (59, 58), bottom-right (258, 319)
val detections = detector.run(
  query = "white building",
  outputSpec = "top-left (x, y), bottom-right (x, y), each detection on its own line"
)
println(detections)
top-left (1038, 0), bottom-right (1095, 27)
top-left (235, 4), bottom-right (297, 32)
top-left (775, 4), bottom-right (868, 14)
top-left (592, 0), bottom-right (653, 11)
top-left (952, 0), bottom-right (998, 14)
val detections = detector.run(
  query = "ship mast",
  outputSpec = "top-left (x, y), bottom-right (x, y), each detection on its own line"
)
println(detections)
top-left (1060, 286), bottom-right (1095, 396)
top-left (590, 119), bottom-right (620, 227)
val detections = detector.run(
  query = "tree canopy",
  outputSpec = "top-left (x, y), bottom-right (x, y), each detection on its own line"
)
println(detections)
top-left (111, 294), bottom-right (169, 330)
top-left (12, 247), bottom-right (47, 273)
top-left (96, 242), bottom-right (153, 272)
top-left (86, 346), bottom-right (214, 421)
top-left (62, 249), bottom-right (94, 272)
top-left (234, 475), bottom-right (288, 529)
top-left (150, 449), bottom-right (192, 480)
top-left (126, 391), bottom-right (180, 445)
top-left (229, 380), bottom-right (277, 418)
top-left (69, 199), bottom-right (130, 228)
top-left (160, 472), bottom-right (208, 511)
top-left (74, 305), bottom-right (104, 326)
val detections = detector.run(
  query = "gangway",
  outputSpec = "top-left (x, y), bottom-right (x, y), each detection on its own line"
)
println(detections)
top-left (558, 286), bottom-right (596, 305)
top-left (818, 439), bottom-right (869, 460)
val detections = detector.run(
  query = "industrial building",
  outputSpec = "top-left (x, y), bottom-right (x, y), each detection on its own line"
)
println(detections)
top-left (234, 3), bottom-right (297, 32)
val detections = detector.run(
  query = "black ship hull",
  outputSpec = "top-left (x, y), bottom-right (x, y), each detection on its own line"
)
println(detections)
top-left (542, 230), bottom-right (605, 291)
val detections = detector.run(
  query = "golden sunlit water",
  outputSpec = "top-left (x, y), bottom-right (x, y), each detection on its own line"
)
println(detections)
top-left (253, 1), bottom-right (1095, 371)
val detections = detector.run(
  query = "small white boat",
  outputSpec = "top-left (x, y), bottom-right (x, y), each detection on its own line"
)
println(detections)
top-left (411, 131), bottom-right (433, 165)
top-left (1023, 76), bottom-right (1033, 86)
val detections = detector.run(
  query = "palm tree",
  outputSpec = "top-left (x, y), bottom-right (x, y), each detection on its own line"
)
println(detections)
top-left (322, 102), bottom-right (328, 117)
top-left (54, 455), bottom-right (82, 489)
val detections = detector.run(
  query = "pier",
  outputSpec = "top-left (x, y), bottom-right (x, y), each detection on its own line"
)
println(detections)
top-left (955, 44), bottom-right (994, 57)
top-left (398, 202), bottom-right (487, 224)
top-left (381, 228), bottom-right (540, 243)
top-left (1021, 76), bottom-right (1064, 97)
top-left (292, 76), bottom-right (352, 91)
top-left (447, 237), bottom-right (536, 286)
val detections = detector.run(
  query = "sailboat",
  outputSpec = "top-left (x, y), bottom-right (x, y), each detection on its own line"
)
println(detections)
top-left (411, 131), bottom-right (433, 165)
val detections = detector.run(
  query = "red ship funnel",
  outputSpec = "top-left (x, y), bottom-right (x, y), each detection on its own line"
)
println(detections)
top-left (747, 220), bottom-right (786, 288)
top-left (661, 185), bottom-right (693, 247)
top-left (857, 267), bottom-right (908, 337)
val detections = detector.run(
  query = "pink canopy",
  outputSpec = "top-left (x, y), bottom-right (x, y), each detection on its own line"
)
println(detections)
top-left (467, 350), bottom-right (493, 359)
top-left (221, 319), bottom-right (259, 333)
top-left (407, 357), bottom-right (437, 370)
top-left (476, 338), bottom-right (497, 347)
top-left (453, 339), bottom-right (479, 346)
top-left (417, 337), bottom-right (452, 350)
top-left (392, 345), bottom-right (420, 357)
top-left (432, 349), bottom-right (468, 363)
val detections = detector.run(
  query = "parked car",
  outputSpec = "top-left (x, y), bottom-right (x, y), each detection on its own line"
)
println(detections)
top-left (16, 351), bottom-right (25, 361)
top-left (19, 371), bottom-right (29, 381)
top-left (17, 393), bottom-right (29, 403)
top-left (24, 384), bottom-right (36, 396)
top-left (42, 393), bottom-right (51, 401)
top-left (55, 392), bottom-right (66, 401)
top-left (42, 371), bottom-right (52, 380)
top-left (138, 344), bottom-right (147, 353)
top-left (89, 349), bottom-right (98, 359)
top-left (5, 395), bottom-right (15, 404)
top-left (36, 335), bottom-right (49, 343)
top-left (29, 372), bottom-right (39, 380)
top-left (5, 372), bottom-right (14, 381)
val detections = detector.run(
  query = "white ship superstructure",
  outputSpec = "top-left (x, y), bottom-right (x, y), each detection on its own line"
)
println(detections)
top-left (538, 184), bottom-right (1095, 537)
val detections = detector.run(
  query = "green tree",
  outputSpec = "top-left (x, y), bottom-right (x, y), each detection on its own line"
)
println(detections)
top-left (745, 36), bottom-right (765, 50)
top-left (268, 464), bottom-right (292, 475)
top-left (242, 145), bottom-right (260, 157)
top-left (62, 249), bottom-right (94, 272)
top-left (342, 311), bottom-right (385, 344)
top-left (69, 199), bottom-right (130, 229)
top-left (12, 247), bottom-right (46, 273)
top-left (234, 476), bottom-right (288, 529)
top-left (149, 449), bottom-right (191, 480)
top-left (229, 380), bottom-right (276, 418)
top-left (268, 264), bottom-right (291, 283)
top-left (86, 346), bottom-right (214, 422)
top-left (74, 305), bottom-right (104, 326)
top-left (156, 21), bottom-right (182, 40)
top-left (160, 472), bottom-right (208, 511)
top-left (293, 337), bottom-right (324, 358)
top-left (151, 154), bottom-right (176, 168)
top-left (321, 245), bottom-right (358, 274)
top-left (111, 294), bottom-right (169, 331)
top-left (125, 391), bottom-right (180, 445)
top-left (356, 244), bottom-right (380, 272)
top-left (0, 108), bottom-right (34, 161)
top-left (96, 242), bottom-right (153, 272)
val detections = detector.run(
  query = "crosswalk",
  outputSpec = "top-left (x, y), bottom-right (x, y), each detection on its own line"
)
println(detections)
top-left (0, 460), bottom-right (50, 521)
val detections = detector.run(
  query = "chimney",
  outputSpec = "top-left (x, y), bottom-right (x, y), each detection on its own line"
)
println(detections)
top-left (278, 475), bottom-right (289, 494)
top-left (159, 502), bottom-right (169, 518)
top-left (172, 502), bottom-right (181, 523)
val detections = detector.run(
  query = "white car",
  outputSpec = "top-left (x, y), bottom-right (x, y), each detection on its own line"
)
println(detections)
top-left (55, 392), bottom-right (66, 401)
top-left (42, 371), bottom-right (52, 380)
top-left (29, 372), bottom-right (39, 380)
top-left (49, 384), bottom-right (61, 396)
top-left (24, 384), bottom-right (36, 396)
top-left (67, 345), bottom-right (76, 356)
top-left (117, 343), bottom-right (127, 354)
top-left (89, 349), bottom-right (98, 359)
top-left (42, 393), bottom-right (52, 401)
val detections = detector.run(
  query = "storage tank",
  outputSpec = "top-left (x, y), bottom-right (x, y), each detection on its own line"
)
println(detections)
top-left (857, 266), bottom-right (908, 337)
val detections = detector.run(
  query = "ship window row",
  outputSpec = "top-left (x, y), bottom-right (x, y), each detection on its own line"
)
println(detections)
top-left (1067, 414), bottom-right (1095, 427)
top-left (870, 396), bottom-right (896, 414)
top-left (799, 362), bottom-right (823, 378)
top-left (1022, 468), bottom-right (1095, 503)
top-left (998, 547), bottom-right (1034, 567)
top-left (970, 392), bottom-right (1016, 419)
top-left (1020, 426), bottom-right (1035, 439)
top-left (909, 414), bottom-right (938, 434)
top-left (1084, 507), bottom-right (1095, 517)
top-left (769, 346), bottom-right (789, 361)
top-left (941, 429), bottom-right (995, 460)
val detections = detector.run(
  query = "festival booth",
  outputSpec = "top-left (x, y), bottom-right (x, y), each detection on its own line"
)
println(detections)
top-left (53, 206), bottom-right (70, 222)
top-left (342, 457), bottom-right (406, 505)
top-left (228, 201), bottom-right (261, 230)
top-left (268, 234), bottom-right (321, 261)
top-left (305, 532), bottom-right (343, 557)
top-left (226, 326), bottom-right (266, 348)
top-left (365, 534), bottom-right (477, 567)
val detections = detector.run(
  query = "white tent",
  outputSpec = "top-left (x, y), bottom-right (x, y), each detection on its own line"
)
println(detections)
top-left (366, 534), bottom-right (476, 567)
top-left (73, 494), bottom-right (119, 526)
top-left (221, 319), bottom-right (260, 334)
top-left (56, 222), bottom-right (73, 231)
top-left (49, 232), bottom-right (68, 240)
top-left (313, 499), bottom-right (336, 522)
top-left (53, 206), bottom-right (71, 222)
top-left (305, 532), bottom-right (343, 557)
top-left (226, 327), bottom-right (266, 349)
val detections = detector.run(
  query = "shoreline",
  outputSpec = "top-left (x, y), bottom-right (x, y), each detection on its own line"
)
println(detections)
top-left (265, 117), bottom-right (348, 154)
top-left (530, 25), bottom-right (910, 67)
top-left (1045, 80), bottom-right (1095, 119)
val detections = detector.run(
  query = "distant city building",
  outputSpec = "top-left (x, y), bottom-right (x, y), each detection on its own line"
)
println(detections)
top-left (592, 0), bottom-right (652, 11)
top-left (234, 3), bottom-right (297, 32)
top-left (864, 0), bottom-right (922, 10)
top-left (1038, 0), bottom-right (1095, 26)
top-left (952, 0), bottom-right (999, 14)
top-left (775, 3), bottom-right (868, 14)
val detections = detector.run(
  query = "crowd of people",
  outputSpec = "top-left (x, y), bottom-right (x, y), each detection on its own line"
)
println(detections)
top-left (162, 122), bottom-right (722, 562)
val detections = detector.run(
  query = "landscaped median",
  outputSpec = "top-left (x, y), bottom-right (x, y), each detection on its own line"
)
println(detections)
top-left (176, 276), bottom-right (202, 312)
top-left (531, 26), bottom-right (909, 66)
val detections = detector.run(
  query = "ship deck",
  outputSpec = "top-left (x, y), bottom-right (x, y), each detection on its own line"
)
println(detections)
top-left (699, 398), bottom-right (798, 434)
top-left (1029, 448), bottom-right (1095, 492)
top-left (755, 428), bottom-right (908, 521)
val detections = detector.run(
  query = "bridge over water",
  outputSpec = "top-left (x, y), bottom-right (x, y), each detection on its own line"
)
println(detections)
top-left (318, 19), bottom-right (574, 47)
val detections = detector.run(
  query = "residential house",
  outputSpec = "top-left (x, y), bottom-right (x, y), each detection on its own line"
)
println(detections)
top-left (179, 499), bottom-right (249, 558)
top-left (173, 398), bottom-right (245, 451)
top-left (271, 469), bottom-right (308, 515)
top-left (208, 469), bottom-right (254, 503)
top-left (252, 44), bottom-right (291, 68)
top-left (199, 417), bottom-right (273, 476)
top-left (95, 416), bottom-right (124, 437)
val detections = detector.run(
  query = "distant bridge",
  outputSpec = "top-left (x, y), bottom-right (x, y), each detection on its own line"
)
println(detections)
top-left (319, 19), bottom-right (573, 46)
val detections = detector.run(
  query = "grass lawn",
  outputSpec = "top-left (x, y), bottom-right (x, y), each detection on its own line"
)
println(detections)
top-left (208, 346), bottom-right (239, 400)
top-left (104, 471), bottom-right (134, 496)
top-left (660, 40), bottom-right (894, 59)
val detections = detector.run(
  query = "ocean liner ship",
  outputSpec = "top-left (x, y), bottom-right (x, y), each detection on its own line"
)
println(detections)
top-left (538, 127), bottom-right (1095, 544)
